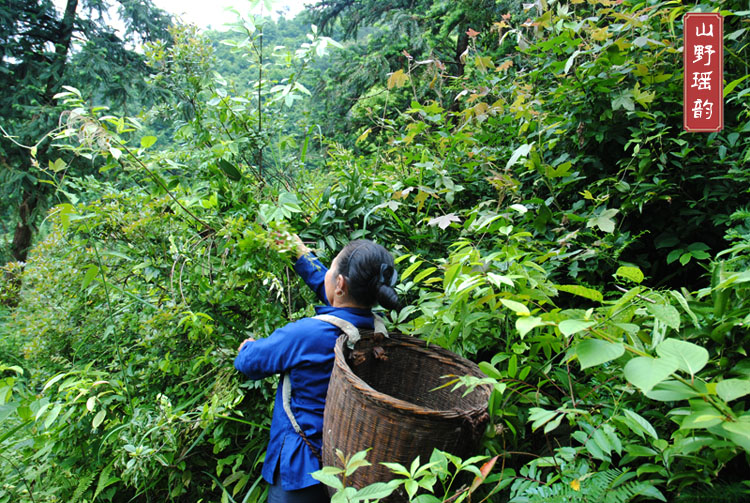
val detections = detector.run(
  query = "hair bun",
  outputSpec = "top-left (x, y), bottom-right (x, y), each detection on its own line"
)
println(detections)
top-left (377, 283), bottom-right (401, 311)
top-left (378, 263), bottom-right (398, 287)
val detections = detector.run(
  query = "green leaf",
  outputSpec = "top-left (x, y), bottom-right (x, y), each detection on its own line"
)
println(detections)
top-left (721, 420), bottom-right (750, 449)
top-left (516, 316), bottom-right (543, 338)
top-left (647, 304), bottom-right (681, 330)
top-left (558, 320), bottom-right (595, 337)
top-left (586, 208), bottom-right (618, 233)
top-left (623, 409), bottom-right (658, 439)
top-left (645, 380), bottom-right (700, 401)
top-left (625, 444), bottom-right (658, 457)
top-left (544, 414), bottom-right (564, 434)
top-left (486, 272), bottom-right (513, 288)
top-left (92, 409), bottom-right (106, 429)
top-left (478, 362), bottom-right (501, 379)
top-left (624, 357), bottom-right (678, 392)
top-left (556, 284), bottom-right (603, 302)
top-left (42, 373), bottom-right (67, 393)
top-left (140, 136), bottom-right (157, 149)
top-left (564, 50), bottom-right (581, 75)
top-left (345, 458), bottom-right (371, 477)
top-left (219, 159), bottom-right (242, 181)
top-left (279, 191), bottom-right (302, 214)
top-left (724, 74), bottom-right (750, 98)
top-left (666, 249), bottom-right (682, 265)
top-left (575, 339), bottom-right (624, 369)
top-left (49, 158), bottom-right (67, 172)
top-left (93, 465), bottom-right (120, 500)
top-left (716, 379), bottom-right (750, 402)
top-left (404, 479), bottom-right (419, 500)
top-left (443, 263), bottom-right (461, 289)
top-left (44, 403), bottom-right (62, 429)
top-left (401, 260), bottom-right (424, 281)
top-left (612, 93), bottom-right (635, 111)
top-left (381, 462), bottom-right (410, 477)
top-left (500, 299), bottom-right (530, 316)
top-left (413, 267), bottom-right (437, 284)
top-left (505, 144), bottom-right (532, 170)
top-left (615, 266), bottom-right (644, 284)
top-left (591, 428), bottom-right (613, 456)
top-left (82, 265), bottom-right (99, 289)
top-left (656, 339), bottom-right (708, 378)
top-left (670, 290), bottom-right (701, 328)
top-left (311, 470), bottom-right (343, 490)
top-left (529, 407), bottom-right (558, 432)
top-left (681, 411), bottom-right (723, 429)
top-left (353, 482), bottom-right (399, 502)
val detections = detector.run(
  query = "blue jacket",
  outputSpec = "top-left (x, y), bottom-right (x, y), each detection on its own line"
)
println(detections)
top-left (234, 253), bottom-right (375, 490)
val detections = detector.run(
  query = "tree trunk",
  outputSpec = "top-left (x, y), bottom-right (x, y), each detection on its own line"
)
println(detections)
top-left (43, 0), bottom-right (79, 104)
top-left (11, 0), bottom-right (78, 263)
top-left (11, 188), bottom-right (38, 263)
top-left (455, 24), bottom-right (469, 78)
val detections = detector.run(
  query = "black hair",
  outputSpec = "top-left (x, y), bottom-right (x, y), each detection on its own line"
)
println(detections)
top-left (335, 239), bottom-right (401, 311)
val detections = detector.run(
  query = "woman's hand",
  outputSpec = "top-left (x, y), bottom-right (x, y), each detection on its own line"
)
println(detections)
top-left (237, 337), bottom-right (255, 351)
top-left (270, 230), bottom-right (311, 259)
top-left (290, 233), bottom-right (311, 259)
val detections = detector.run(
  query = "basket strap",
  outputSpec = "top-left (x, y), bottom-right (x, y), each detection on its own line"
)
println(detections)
top-left (282, 373), bottom-right (303, 435)
top-left (373, 314), bottom-right (388, 337)
top-left (312, 314), bottom-right (362, 347)
top-left (312, 314), bottom-right (389, 348)
top-left (282, 373), bottom-right (322, 464)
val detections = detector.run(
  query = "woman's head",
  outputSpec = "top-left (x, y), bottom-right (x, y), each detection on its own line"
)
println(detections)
top-left (324, 240), bottom-right (400, 311)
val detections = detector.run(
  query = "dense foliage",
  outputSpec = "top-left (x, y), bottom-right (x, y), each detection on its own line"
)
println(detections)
top-left (2, 0), bottom-right (749, 502)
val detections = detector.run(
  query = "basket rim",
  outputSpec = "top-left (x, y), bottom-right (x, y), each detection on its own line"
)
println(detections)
top-left (332, 332), bottom-right (491, 420)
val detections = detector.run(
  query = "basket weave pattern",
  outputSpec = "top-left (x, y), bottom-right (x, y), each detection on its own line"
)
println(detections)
top-left (322, 332), bottom-right (491, 493)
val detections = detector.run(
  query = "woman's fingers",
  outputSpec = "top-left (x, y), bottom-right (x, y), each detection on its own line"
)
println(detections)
top-left (292, 233), bottom-right (311, 258)
top-left (238, 337), bottom-right (255, 351)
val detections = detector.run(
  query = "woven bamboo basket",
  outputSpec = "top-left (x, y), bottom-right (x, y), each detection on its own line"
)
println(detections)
top-left (322, 331), bottom-right (491, 499)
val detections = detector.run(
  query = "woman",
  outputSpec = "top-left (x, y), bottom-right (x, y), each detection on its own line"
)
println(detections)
top-left (234, 237), bottom-right (400, 503)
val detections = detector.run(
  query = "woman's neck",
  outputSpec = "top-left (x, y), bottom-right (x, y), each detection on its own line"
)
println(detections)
top-left (331, 298), bottom-right (369, 309)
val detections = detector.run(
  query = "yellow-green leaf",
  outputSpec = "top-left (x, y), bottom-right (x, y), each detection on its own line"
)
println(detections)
top-left (387, 69), bottom-right (409, 89)
top-left (615, 266), bottom-right (644, 284)
top-left (82, 265), bottom-right (99, 289)
top-left (556, 284), bottom-right (603, 302)
top-left (140, 136), bottom-right (157, 149)
top-left (500, 299), bottom-right (530, 316)
top-left (401, 260), bottom-right (423, 280)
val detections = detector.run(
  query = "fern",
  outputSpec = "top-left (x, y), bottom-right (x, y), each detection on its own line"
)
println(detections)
top-left (523, 469), bottom-right (664, 503)
top-left (93, 463), bottom-right (117, 501)
top-left (729, 208), bottom-right (750, 221)
top-left (673, 482), bottom-right (750, 503)
top-left (71, 470), bottom-right (96, 502)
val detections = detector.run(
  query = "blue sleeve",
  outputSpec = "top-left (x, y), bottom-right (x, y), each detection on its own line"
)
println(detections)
top-left (293, 253), bottom-right (330, 305)
top-left (234, 319), bottom-right (329, 380)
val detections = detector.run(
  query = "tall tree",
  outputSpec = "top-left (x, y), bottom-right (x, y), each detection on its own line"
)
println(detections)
top-left (0, 0), bottom-right (172, 262)
top-left (305, 0), bottom-right (506, 142)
